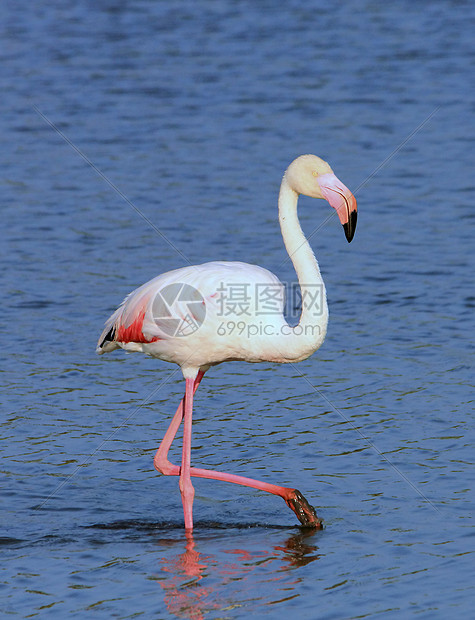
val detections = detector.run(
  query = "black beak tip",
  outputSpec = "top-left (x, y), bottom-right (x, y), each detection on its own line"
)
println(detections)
top-left (343, 210), bottom-right (357, 243)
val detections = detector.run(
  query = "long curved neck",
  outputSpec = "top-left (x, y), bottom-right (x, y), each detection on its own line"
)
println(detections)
top-left (277, 175), bottom-right (328, 359)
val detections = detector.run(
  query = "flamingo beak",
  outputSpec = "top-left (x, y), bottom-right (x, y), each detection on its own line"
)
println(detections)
top-left (317, 173), bottom-right (358, 243)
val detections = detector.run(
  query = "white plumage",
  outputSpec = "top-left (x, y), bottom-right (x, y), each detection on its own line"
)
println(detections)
top-left (97, 154), bottom-right (357, 530)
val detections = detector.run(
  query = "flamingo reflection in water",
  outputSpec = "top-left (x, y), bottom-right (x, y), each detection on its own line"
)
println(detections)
top-left (156, 529), bottom-right (321, 620)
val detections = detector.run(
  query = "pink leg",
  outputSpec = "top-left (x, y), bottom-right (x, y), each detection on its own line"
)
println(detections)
top-left (180, 378), bottom-right (196, 530)
top-left (154, 370), bottom-right (205, 476)
top-left (154, 371), bottom-right (321, 529)
top-left (186, 467), bottom-right (322, 528)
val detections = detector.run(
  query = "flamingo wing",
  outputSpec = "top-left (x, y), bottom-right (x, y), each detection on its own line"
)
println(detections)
top-left (97, 260), bottom-right (284, 359)
top-left (96, 280), bottom-right (162, 354)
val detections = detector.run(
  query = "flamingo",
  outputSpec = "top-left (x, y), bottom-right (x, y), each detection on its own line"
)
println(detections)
top-left (97, 154), bottom-right (357, 530)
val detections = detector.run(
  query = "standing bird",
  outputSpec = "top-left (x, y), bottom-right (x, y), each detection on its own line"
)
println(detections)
top-left (97, 154), bottom-right (357, 530)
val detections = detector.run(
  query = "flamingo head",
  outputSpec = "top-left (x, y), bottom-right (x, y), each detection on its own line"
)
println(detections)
top-left (285, 154), bottom-right (357, 242)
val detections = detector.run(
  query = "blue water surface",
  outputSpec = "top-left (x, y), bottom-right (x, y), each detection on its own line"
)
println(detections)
top-left (1, 1), bottom-right (474, 618)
